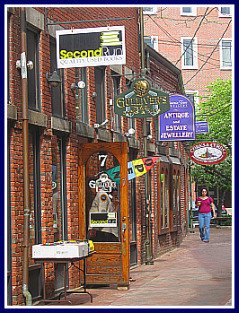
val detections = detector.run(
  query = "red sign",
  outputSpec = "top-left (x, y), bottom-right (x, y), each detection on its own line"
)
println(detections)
top-left (190, 142), bottom-right (227, 165)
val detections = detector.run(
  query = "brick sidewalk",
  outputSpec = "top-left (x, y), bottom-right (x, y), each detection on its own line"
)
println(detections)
top-left (36, 226), bottom-right (233, 308)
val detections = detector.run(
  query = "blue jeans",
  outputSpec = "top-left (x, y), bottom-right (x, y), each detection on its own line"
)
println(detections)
top-left (198, 212), bottom-right (211, 241)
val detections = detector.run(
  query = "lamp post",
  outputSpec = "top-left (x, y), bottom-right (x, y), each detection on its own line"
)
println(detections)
top-left (139, 7), bottom-right (154, 265)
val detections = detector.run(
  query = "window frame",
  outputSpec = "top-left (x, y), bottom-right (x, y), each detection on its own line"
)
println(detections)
top-left (95, 67), bottom-right (106, 125)
top-left (180, 6), bottom-right (197, 16)
top-left (143, 6), bottom-right (158, 15)
top-left (220, 38), bottom-right (232, 70)
top-left (218, 6), bottom-right (232, 17)
top-left (144, 36), bottom-right (158, 51)
top-left (26, 25), bottom-right (41, 111)
top-left (181, 37), bottom-right (198, 69)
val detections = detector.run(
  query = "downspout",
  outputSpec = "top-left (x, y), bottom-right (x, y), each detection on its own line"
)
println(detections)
top-left (20, 7), bottom-right (32, 306)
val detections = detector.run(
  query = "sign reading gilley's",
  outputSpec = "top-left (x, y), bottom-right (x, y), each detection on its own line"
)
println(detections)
top-left (114, 78), bottom-right (170, 118)
top-left (56, 26), bottom-right (126, 68)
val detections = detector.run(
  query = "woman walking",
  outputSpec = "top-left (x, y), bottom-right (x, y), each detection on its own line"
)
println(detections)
top-left (196, 188), bottom-right (216, 243)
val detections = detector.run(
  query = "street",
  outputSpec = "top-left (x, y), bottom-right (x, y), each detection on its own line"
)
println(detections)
top-left (36, 226), bottom-right (232, 308)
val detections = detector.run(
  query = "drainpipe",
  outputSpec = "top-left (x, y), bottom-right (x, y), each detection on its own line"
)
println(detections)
top-left (19, 7), bottom-right (32, 306)
top-left (139, 8), bottom-right (154, 265)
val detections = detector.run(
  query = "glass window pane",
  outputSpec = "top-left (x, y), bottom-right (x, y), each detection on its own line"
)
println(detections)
top-left (222, 41), bottom-right (232, 67)
top-left (182, 7), bottom-right (192, 13)
top-left (183, 39), bottom-right (193, 66)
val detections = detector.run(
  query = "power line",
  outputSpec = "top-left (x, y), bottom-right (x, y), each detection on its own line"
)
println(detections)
top-left (175, 7), bottom-right (210, 66)
top-left (147, 14), bottom-right (226, 66)
top-left (183, 19), bottom-right (232, 86)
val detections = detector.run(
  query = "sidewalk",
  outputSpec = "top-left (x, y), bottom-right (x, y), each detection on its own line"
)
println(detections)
top-left (39, 226), bottom-right (233, 308)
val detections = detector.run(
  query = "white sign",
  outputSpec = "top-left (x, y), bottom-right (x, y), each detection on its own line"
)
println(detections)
top-left (56, 26), bottom-right (126, 68)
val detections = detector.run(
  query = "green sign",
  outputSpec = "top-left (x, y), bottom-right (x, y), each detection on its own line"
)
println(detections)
top-left (114, 78), bottom-right (170, 118)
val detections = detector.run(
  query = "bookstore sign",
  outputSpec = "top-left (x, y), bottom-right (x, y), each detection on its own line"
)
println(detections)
top-left (56, 26), bottom-right (126, 68)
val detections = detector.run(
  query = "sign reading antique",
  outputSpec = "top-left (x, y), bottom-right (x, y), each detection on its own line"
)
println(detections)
top-left (114, 78), bottom-right (170, 118)
top-left (195, 121), bottom-right (209, 134)
top-left (190, 142), bottom-right (227, 165)
top-left (159, 94), bottom-right (195, 141)
top-left (56, 26), bottom-right (126, 68)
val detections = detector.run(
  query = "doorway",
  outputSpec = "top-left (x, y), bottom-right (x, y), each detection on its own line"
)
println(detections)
top-left (78, 142), bottom-right (130, 288)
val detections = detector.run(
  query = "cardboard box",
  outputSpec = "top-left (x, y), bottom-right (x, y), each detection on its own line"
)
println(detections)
top-left (32, 242), bottom-right (89, 259)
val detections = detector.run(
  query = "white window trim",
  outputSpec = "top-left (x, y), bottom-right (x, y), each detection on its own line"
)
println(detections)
top-left (218, 6), bottom-right (232, 17)
top-left (143, 6), bottom-right (158, 15)
top-left (180, 6), bottom-right (197, 16)
top-left (220, 38), bottom-right (232, 70)
top-left (181, 37), bottom-right (198, 70)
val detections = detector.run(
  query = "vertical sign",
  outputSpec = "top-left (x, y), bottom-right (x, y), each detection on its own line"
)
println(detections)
top-left (159, 94), bottom-right (195, 141)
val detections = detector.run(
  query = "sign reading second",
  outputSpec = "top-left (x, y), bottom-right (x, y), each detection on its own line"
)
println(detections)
top-left (56, 26), bottom-right (126, 68)
top-left (114, 78), bottom-right (170, 118)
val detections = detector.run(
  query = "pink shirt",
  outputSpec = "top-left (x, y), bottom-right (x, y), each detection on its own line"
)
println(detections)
top-left (196, 197), bottom-right (213, 214)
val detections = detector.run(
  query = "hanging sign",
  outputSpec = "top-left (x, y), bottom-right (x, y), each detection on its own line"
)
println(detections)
top-left (105, 156), bottom-right (159, 184)
top-left (114, 78), bottom-right (170, 118)
top-left (195, 121), bottom-right (209, 134)
top-left (159, 94), bottom-right (195, 141)
top-left (56, 26), bottom-right (126, 68)
top-left (190, 142), bottom-right (227, 165)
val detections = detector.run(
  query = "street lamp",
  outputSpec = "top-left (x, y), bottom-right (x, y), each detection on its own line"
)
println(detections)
top-left (46, 70), bottom-right (61, 88)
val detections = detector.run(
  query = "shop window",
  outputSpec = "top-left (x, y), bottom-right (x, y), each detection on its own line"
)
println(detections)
top-left (86, 152), bottom-right (120, 242)
top-left (27, 27), bottom-right (40, 111)
top-left (50, 38), bottom-right (65, 118)
top-left (181, 37), bottom-right (198, 69)
top-left (172, 171), bottom-right (180, 227)
top-left (160, 169), bottom-right (169, 231)
top-left (95, 67), bottom-right (106, 125)
top-left (52, 136), bottom-right (68, 241)
top-left (112, 71), bottom-right (122, 132)
top-left (220, 39), bottom-right (232, 69)
top-left (75, 67), bottom-right (88, 123)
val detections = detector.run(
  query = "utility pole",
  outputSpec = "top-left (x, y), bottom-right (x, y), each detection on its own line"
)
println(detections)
top-left (139, 8), bottom-right (154, 265)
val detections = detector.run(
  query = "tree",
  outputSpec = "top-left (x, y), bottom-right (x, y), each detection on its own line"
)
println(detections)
top-left (191, 79), bottom-right (232, 213)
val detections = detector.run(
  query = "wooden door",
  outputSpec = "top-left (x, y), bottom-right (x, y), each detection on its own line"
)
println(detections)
top-left (78, 142), bottom-right (130, 288)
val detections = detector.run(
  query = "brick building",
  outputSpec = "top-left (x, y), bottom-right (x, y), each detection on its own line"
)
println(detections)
top-left (6, 6), bottom-right (190, 306)
top-left (143, 5), bottom-right (233, 105)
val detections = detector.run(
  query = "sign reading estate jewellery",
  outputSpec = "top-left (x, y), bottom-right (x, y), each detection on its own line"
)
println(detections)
top-left (159, 94), bottom-right (195, 141)
top-left (190, 142), bottom-right (227, 165)
top-left (56, 26), bottom-right (126, 68)
top-left (114, 78), bottom-right (170, 118)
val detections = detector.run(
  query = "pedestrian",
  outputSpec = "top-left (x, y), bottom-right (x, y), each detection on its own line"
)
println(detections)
top-left (196, 187), bottom-right (216, 243)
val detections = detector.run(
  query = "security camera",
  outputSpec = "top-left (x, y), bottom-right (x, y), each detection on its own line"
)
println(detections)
top-left (147, 134), bottom-right (153, 140)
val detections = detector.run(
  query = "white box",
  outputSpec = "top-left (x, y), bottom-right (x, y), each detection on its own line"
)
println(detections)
top-left (32, 242), bottom-right (89, 259)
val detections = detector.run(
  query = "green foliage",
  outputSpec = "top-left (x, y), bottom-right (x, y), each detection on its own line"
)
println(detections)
top-left (191, 79), bottom-right (232, 192)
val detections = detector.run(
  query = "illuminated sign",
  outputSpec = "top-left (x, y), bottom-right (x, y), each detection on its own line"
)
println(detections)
top-left (114, 78), bottom-right (170, 118)
top-left (56, 26), bottom-right (126, 68)
top-left (190, 141), bottom-right (227, 165)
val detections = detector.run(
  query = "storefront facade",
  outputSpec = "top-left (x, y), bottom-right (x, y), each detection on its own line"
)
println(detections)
top-left (6, 6), bottom-right (190, 305)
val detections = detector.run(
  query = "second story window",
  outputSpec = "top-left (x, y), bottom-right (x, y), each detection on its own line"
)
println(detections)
top-left (50, 38), bottom-right (65, 118)
top-left (95, 67), bottom-right (106, 125)
top-left (75, 67), bottom-right (88, 123)
top-left (112, 71), bottom-right (121, 132)
top-left (220, 39), bottom-right (232, 69)
top-left (182, 37), bottom-right (198, 69)
top-left (180, 6), bottom-right (197, 16)
top-left (143, 6), bottom-right (157, 15)
top-left (27, 27), bottom-right (40, 111)
top-left (144, 36), bottom-right (158, 51)
top-left (219, 6), bottom-right (232, 17)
